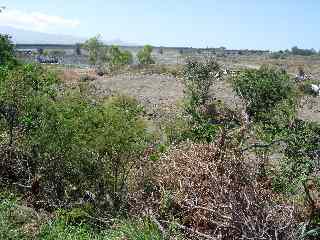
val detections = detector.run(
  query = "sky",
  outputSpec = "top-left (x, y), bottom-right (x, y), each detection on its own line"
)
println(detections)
top-left (0, 0), bottom-right (318, 50)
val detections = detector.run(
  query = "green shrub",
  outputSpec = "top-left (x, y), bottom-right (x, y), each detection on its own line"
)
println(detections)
top-left (0, 64), bottom-right (59, 147)
top-left (0, 62), bottom-right (150, 211)
top-left (232, 66), bottom-right (296, 121)
top-left (26, 91), bottom-right (149, 208)
top-left (0, 34), bottom-right (17, 67)
top-left (137, 45), bottom-right (155, 65)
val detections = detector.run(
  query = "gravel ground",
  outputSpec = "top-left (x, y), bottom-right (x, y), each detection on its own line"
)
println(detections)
top-left (298, 95), bottom-right (320, 122)
top-left (92, 73), bottom-right (184, 119)
top-left (63, 67), bottom-right (320, 124)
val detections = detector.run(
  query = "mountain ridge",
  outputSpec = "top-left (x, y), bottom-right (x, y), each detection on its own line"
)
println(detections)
top-left (0, 25), bottom-right (136, 46)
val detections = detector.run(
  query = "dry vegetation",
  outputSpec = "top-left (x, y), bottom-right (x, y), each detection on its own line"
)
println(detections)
top-left (1, 33), bottom-right (320, 239)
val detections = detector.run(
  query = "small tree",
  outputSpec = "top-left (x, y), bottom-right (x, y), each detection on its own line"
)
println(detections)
top-left (83, 35), bottom-right (105, 66)
top-left (0, 34), bottom-right (16, 66)
top-left (137, 45), bottom-right (155, 65)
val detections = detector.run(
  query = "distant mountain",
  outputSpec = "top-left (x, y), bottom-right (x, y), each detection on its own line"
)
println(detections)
top-left (0, 26), bottom-right (85, 44)
top-left (0, 25), bottom-right (136, 46)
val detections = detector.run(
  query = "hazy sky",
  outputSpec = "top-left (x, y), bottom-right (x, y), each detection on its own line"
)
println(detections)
top-left (0, 0), bottom-right (318, 50)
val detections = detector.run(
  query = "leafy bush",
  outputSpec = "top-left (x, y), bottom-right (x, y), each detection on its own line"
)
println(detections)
top-left (0, 34), bottom-right (17, 67)
top-left (163, 115), bottom-right (190, 144)
top-left (233, 66), bottom-right (296, 121)
top-left (0, 64), bottom-right (59, 148)
top-left (137, 45), bottom-right (155, 65)
top-left (27, 92), bottom-right (149, 209)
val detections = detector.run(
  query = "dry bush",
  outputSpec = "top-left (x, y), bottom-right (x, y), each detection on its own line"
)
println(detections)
top-left (140, 132), bottom-right (300, 239)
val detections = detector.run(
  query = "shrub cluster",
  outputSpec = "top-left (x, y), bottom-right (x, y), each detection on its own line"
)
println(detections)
top-left (83, 36), bottom-right (134, 73)
top-left (0, 61), bottom-right (149, 212)
top-left (1, 32), bottom-right (320, 239)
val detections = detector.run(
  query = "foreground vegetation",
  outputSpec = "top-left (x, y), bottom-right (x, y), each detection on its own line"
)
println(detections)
top-left (1, 33), bottom-right (320, 239)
